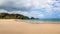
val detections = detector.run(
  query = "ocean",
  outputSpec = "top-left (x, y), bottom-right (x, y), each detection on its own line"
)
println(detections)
top-left (21, 19), bottom-right (60, 24)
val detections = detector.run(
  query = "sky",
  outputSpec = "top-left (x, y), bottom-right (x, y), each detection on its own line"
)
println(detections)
top-left (0, 0), bottom-right (60, 18)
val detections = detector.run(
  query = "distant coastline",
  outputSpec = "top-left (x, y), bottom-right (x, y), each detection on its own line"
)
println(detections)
top-left (0, 13), bottom-right (39, 19)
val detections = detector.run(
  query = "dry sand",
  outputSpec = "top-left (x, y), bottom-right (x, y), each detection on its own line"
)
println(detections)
top-left (0, 19), bottom-right (60, 34)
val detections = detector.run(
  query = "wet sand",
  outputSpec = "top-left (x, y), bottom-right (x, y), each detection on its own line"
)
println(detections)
top-left (0, 19), bottom-right (60, 34)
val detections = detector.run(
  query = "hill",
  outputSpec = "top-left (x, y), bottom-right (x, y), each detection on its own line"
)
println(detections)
top-left (0, 13), bottom-right (29, 19)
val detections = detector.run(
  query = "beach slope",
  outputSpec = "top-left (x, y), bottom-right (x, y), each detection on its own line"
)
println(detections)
top-left (0, 19), bottom-right (60, 34)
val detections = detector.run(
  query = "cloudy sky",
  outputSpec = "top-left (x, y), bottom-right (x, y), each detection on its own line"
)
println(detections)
top-left (0, 0), bottom-right (60, 18)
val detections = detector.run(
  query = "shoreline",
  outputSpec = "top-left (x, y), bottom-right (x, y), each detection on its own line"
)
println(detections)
top-left (16, 19), bottom-right (60, 24)
top-left (0, 19), bottom-right (60, 24)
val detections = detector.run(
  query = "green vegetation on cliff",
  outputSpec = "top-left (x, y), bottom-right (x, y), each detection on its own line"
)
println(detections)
top-left (0, 13), bottom-right (29, 19)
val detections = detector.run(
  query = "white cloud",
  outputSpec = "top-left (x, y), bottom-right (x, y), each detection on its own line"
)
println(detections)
top-left (0, 9), bottom-right (7, 13)
top-left (0, 0), bottom-right (54, 10)
top-left (0, 0), bottom-right (60, 18)
top-left (53, 7), bottom-right (60, 12)
top-left (0, 0), bottom-right (6, 5)
top-left (37, 14), bottom-right (44, 18)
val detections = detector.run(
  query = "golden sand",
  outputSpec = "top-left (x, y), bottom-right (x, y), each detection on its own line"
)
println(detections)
top-left (0, 19), bottom-right (60, 34)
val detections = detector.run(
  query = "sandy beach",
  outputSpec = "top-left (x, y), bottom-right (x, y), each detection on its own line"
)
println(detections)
top-left (0, 19), bottom-right (60, 34)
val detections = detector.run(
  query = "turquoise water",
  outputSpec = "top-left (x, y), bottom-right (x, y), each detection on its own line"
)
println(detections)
top-left (21, 19), bottom-right (60, 23)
